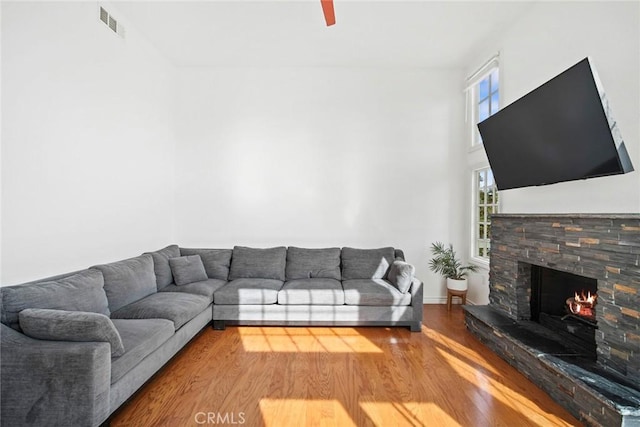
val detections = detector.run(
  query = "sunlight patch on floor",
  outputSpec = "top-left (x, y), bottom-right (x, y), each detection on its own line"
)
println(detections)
top-left (360, 401), bottom-right (461, 426)
top-left (238, 327), bottom-right (383, 353)
top-left (434, 346), bottom-right (575, 426)
top-left (427, 329), bottom-right (502, 376)
top-left (260, 398), bottom-right (355, 427)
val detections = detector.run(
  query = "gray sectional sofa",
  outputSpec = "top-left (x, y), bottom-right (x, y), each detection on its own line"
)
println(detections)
top-left (0, 245), bottom-right (423, 427)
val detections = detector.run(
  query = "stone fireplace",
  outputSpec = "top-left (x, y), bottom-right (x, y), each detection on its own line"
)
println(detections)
top-left (464, 214), bottom-right (640, 426)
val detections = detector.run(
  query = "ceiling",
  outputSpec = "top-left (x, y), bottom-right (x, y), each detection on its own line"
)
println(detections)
top-left (114, 1), bottom-right (535, 68)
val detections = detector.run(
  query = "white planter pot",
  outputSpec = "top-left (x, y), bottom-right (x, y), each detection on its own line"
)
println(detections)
top-left (447, 278), bottom-right (468, 292)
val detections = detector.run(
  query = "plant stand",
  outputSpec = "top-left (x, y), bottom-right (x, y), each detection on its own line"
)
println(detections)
top-left (447, 289), bottom-right (467, 310)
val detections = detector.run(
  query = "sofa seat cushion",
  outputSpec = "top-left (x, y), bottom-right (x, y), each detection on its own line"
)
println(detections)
top-left (110, 318), bottom-right (174, 384)
top-left (158, 279), bottom-right (227, 302)
top-left (0, 269), bottom-right (110, 331)
top-left (342, 279), bottom-right (412, 306)
top-left (144, 245), bottom-right (180, 290)
top-left (91, 254), bottom-right (157, 313)
top-left (110, 292), bottom-right (210, 330)
top-left (285, 247), bottom-right (341, 280)
top-left (278, 279), bottom-right (345, 305)
top-left (341, 247), bottom-right (396, 280)
top-left (228, 246), bottom-right (287, 281)
top-left (180, 248), bottom-right (232, 280)
top-left (214, 279), bottom-right (283, 305)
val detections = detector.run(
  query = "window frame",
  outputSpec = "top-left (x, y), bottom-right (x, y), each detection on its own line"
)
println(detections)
top-left (466, 58), bottom-right (500, 151)
top-left (465, 54), bottom-right (501, 266)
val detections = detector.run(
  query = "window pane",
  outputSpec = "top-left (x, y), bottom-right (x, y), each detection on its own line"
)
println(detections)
top-left (479, 77), bottom-right (490, 100)
top-left (478, 240), bottom-right (487, 257)
top-left (479, 223), bottom-right (486, 239)
top-left (491, 69), bottom-right (499, 92)
top-left (479, 205), bottom-right (485, 222)
top-left (491, 91), bottom-right (500, 115)
top-left (478, 100), bottom-right (490, 122)
top-left (487, 191), bottom-right (494, 204)
top-left (487, 170), bottom-right (494, 187)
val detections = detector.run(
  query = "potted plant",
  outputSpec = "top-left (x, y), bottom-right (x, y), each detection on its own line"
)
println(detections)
top-left (428, 241), bottom-right (478, 291)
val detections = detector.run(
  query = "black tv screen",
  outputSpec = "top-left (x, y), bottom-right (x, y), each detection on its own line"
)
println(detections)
top-left (477, 57), bottom-right (633, 191)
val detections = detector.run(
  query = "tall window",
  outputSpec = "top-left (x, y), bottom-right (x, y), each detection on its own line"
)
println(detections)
top-left (475, 167), bottom-right (499, 258)
top-left (466, 55), bottom-right (500, 261)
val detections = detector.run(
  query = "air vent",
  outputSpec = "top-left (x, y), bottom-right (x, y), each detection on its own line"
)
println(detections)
top-left (98, 5), bottom-right (125, 38)
top-left (99, 7), bottom-right (108, 25)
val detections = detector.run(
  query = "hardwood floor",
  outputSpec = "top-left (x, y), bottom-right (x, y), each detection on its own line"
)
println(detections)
top-left (110, 305), bottom-right (581, 426)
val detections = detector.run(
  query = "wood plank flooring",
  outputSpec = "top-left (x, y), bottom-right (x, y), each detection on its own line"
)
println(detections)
top-left (110, 305), bottom-right (581, 426)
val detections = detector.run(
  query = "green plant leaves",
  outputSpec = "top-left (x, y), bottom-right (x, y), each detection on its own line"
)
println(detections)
top-left (428, 241), bottom-right (478, 280)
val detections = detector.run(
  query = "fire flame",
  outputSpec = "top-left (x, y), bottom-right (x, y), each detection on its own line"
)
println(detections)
top-left (567, 290), bottom-right (598, 318)
top-left (574, 290), bottom-right (597, 306)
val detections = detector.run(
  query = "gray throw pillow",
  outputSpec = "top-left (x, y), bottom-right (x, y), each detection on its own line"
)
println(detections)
top-left (145, 245), bottom-right (181, 289)
top-left (19, 308), bottom-right (125, 357)
top-left (388, 260), bottom-right (415, 294)
top-left (169, 255), bottom-right (208, 286)
top-left (180, 248), bottom-right (232, 280)
top-left (228, 246), bottom-right (287, 281)
top-left (0, 269), bottom-right (110, 331)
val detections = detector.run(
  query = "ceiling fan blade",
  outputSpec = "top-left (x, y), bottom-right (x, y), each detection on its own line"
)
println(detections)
top-left (321, 0), bottom-right (336, 26)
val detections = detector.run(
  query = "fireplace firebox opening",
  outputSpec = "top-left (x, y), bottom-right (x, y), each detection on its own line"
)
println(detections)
top-left (530, 265), bottom-right (598, 359)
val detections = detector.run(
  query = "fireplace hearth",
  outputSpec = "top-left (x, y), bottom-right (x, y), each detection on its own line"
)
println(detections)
top-left (464, 214), bottom-right (640, 426)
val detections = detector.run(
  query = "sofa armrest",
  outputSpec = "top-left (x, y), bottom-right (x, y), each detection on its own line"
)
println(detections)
top-left (410, 278), bottom-right (423, 331)
top-left (1, 323), bottom-right (111, 427)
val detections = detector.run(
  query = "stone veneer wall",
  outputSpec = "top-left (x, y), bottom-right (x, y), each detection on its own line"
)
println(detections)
top-left (489, 214), bottom-right (639, 383)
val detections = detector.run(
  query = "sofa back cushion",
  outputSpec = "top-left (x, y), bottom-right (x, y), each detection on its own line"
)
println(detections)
top-left (341, 247), bottom-right (396, 280)
top-left (91, 254), bottom-right (157, 313)
top-left (286, 247), bottom-right (341, 280)
top-left (229, 246), bottom-right (287, 281)
top-left (0, 269), bottom-right (110, 331)
top-left (180, 248), bottom-right (232, 280)
top-left (144, 244), bottom-right (180, 290)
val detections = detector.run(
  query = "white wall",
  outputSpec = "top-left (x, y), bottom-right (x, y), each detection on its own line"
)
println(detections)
top-left (462, 1), bottom-right (640, 304)
top-left (1, 2), bottom-right (176, 285)
top-left (174, 67), bottom-right (463, 301)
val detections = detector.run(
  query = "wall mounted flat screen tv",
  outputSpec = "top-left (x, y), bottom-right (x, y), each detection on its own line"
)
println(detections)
top-left (477, 57), bottom-right (633, 191)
